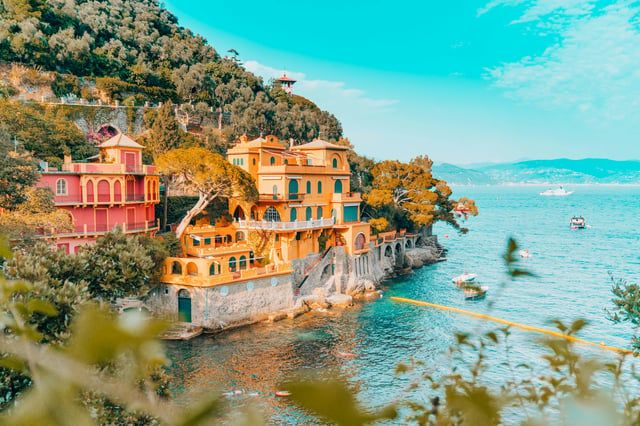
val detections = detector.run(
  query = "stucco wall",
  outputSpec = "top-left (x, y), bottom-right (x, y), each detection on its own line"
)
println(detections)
top-left (147, 273), bottom-right (295, 329)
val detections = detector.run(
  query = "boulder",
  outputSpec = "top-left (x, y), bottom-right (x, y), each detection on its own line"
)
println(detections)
top-left (326, 294), bottom-right (353, 308)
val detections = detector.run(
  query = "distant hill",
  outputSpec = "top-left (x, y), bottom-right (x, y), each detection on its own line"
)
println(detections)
top-left (433, 158), bottom-right (640, 185)
top-left (432, 163), bottom-right (495, 185)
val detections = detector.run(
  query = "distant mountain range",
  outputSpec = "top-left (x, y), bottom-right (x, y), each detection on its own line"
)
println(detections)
top-left (432, 158), bottom-right (640, 185)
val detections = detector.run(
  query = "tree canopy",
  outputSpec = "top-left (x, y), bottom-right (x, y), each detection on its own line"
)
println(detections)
top-left (363, 156), bottom-right (477, 233)
top-left (155, 147), bottom-right (258, 239)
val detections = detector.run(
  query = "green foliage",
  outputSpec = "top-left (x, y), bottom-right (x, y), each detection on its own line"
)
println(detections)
top-left (0, 99), bottom-right (92, 162)
top-left (79, 229), bottom-right (156, 302)
top-left (0, 146), bottom-right (39, 210)
top-left (51, 73), bottom-right (80, 97)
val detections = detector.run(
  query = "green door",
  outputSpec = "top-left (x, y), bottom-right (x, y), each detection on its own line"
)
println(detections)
top-left (178, 289), bottom-right (191, 323)
top-left (289, 179), bottom-right (299, 200)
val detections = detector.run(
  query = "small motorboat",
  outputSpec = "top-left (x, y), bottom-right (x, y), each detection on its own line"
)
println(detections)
top-left (464, 285), bottom-right (488, 301)
top-left (570, 216), bottom-right (586, 229)
top-left (540, 186), bottom-right (573, 196)
top-left (519, 249), bottom-right (532, 259)
top-left (452, 272), bottom-right (477, 285)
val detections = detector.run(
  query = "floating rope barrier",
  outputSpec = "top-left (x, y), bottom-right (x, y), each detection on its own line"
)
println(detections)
top-left (389, 296), bottom-right (636, 356)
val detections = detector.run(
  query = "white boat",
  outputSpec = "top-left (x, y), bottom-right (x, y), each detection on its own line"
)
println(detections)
top-left (452, 272), bottom-right (477, 285)
top-left (519, 249), bottom-right (532, 259)
top-left (539, 186), bottom-right (573, 196)
top-left (464, 285), bottom-right (488, 301)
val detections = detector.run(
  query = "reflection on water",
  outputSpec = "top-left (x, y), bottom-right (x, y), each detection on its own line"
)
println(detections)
top-left (165, 186), bottom-right (640, 424)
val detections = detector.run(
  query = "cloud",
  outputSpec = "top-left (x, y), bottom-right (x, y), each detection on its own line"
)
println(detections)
top-left (243, 60), bottom-right (398, 110)
top-left (478, 0), bottom-right (596, 22)
top-left (484, 1), bottom-right (640, 121)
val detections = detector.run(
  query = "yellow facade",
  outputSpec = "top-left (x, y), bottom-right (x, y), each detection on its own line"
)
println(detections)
top-left (160, 135), bottom-right (371, 289)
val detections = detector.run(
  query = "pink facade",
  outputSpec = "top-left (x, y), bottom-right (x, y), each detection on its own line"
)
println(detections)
top-left (37, 134), bottom-right (160, 253)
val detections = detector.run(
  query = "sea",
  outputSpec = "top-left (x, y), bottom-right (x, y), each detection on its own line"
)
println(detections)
top-left (164, 185), bottom-right (640, 424)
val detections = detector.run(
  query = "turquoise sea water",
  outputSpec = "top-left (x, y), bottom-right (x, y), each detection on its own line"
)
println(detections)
top-left (165, 185), bottom-right (640, 423)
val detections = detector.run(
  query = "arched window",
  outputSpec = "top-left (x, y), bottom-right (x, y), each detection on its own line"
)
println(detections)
top-left (334, 179), bottom-right (343, 193)
top-left (56, 179), bottom-right (67, 195)
top-left (317, 181), bottom-right (322, 194)
top-left (171, 261), bottom-right (182, 275)
top-left (317, 206), bottom-right (323, 219)
top-left (332, 158), bottom-right (338, 168)
top-left (224, 235), bottom-right (231, 243)
top-left (290, 208), bottom-right (297, 222)
top-left (270, 156), bottom-right (275, 165)
top-left (306, 207), bottom-right (312, 221)
top-left (284, 159), bottom-right (288, 165)
top-left (239, 255), bottom-right (247, 270)
top-left (252, 158), bottom-right (256, 165)
top-left (264, 207), bottom-right (281, 222)
top-left (187, 262), bottom-right (198, 276)
top-left (86, 180), bottom-right (94, 202)
top-left (235, 231), bottom-right (245, 242)
top-left (114, 181), bottom-right (122, 202)
top-left (209, 262), bottom-right (220, 276)
top-left (355, 233), bottom-right (366, 250)
top-left (306, 181), bottom-right (311, 194)
top-left (233, 206), bottom-right (245, 220)
top-left (97, 180), bottom-right (110, 202)
top-left (241, 158), bottom-right (244, 165)
top-left (229, 257), bottom-right (237, 272)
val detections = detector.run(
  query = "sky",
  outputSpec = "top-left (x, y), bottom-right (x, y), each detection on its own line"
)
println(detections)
top-left (164, 0), bottom-right (640, 165)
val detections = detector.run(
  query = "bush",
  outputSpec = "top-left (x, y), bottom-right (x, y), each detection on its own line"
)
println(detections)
top-left (51, 74), bottom-right (80, 97)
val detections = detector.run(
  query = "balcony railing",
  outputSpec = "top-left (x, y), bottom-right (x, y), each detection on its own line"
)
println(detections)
top-left (46, 220), bottom-right (160, 237)
top-left (332, 192), bottom-right (362, 203)
top-left (258, 193), bottom-right (306, 202)
top-left (55, 194), bottom-right (150, 205)
top-left (236, 217), bottom-right (335, 231)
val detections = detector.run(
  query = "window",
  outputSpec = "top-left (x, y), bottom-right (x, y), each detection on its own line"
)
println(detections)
top-left (171, 261), bottom-right (182, 275)
top-left (284, 159), bottom-right (288, 165)
top-left (209, 262), bottom-right (220, 276)
top-left (241, 158), bottom-right (244, 165)
top-left (264, 206), bottom-right (281, 222)
top-left (275, 234), bottom-right (279, 242)
top-left (317, 181), bottom-right (322, 194)
top-left (306, 181), bottom-right (311, 194)
top-left (355, 233), bottom-right (366, 250)
top-left (193, 238), bottom-right (200, 247)
top-left (317, 206), bottom-right (323, 219)
top-left (334, 179), bottom-right (343, 193)
top-left (56, 179), bottom-right (67, 195)
top-left (250, 251), bottom-right (255, 264)
top-left (295, 232), bottom-right (301, 241)
top-left (273, 185), bottom-right (278, 200)
top-left (253, 158), bottom-right (256, 165)
top-left (214, 236), bottom-right (223, 245)
top-left (235, 231), bottom-right (245, 242)
top-left (290, 208), bottom-right (297, 222)
top-left (270, 157), bottom-right (275, 165)
top-left (306, 207), bottom-right (312, 221)
top-left (204, 237), bottom-right (211, 245)
top-left (229, 257), bottom-right (237, 272)
top-left (239, 255), bottom-right (247, 270)
top-left (332, 158), bottom-right (338, 168)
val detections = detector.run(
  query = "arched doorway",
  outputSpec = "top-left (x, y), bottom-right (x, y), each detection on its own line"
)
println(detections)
top-left (288, 179), bottom-right (299, 200)
top-left (177, 289), bottom-right (191, 323)
top-left (334, 179), bottom-right (342, 194)
top-left (233, 206), bottom-right (245, 220)
top-left (354, 233), bottom-right (366, 250)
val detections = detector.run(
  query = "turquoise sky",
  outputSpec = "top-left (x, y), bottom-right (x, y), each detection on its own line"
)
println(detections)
top-left (165, 0), bottom-right (640, 164)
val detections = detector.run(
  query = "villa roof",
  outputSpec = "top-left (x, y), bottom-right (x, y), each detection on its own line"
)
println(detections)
top-left (276, 74), bottom-right (296, 83)
top-left (292, 139), bottom-right (348, 151)
top-left (99, 133), bottom-right (145, 149)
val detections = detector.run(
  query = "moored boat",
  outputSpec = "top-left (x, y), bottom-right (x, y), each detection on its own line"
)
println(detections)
top-left (519, 249), bottom-right (531, 259)
top-left (452, 272), bottom-right (477, 285)
top-left (464, 285), bottom-right (488, 301)
top-left (570, 216), bottom-right (586, 229)
top-left (540, 186), bottom-right (573, 196)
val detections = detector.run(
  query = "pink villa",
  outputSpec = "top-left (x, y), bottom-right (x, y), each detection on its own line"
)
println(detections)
top-left (38, 133), bottom-right (160, 253)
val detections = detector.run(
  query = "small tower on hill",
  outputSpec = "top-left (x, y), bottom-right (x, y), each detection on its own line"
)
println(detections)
top-left (276, 73), bottom-right (296, 95)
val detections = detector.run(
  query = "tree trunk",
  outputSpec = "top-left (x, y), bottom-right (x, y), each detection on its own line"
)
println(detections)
top-left (174, 194), bottom-right (215, 240)
top-left (218, 111), bottom-right (223, 130)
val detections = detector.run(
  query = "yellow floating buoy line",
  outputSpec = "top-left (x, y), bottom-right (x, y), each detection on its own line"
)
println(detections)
top-left (389, 296), bottom-right (636, 357)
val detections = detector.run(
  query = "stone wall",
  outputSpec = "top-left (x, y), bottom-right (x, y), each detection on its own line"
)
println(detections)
top-left (146, 273), bottom-right (294, 330)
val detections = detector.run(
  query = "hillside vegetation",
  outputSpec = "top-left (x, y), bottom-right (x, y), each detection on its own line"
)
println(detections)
top-left (0, 0), bottom-right (342, 146)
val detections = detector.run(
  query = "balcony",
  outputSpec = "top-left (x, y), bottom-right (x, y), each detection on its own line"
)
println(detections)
top-left (48, 163), bottom-right (158, 176)
top-left (54, 193), bottom-right (150, 206)
top-left (332, 192), bottom-right (362, 203)
top-left (258, 193), bottom-right (306, 202)
top-left (236, 217), bottom-right (335, 231)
